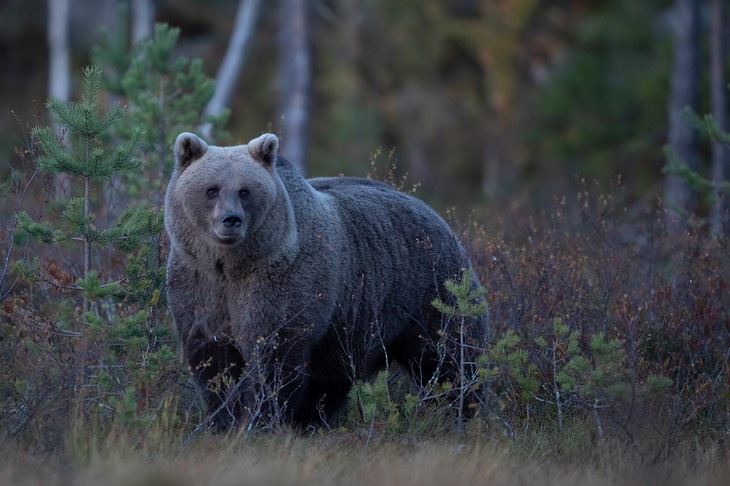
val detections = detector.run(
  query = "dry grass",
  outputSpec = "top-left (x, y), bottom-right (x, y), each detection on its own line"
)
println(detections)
top-left (2, 431), bottom-right (729, 486)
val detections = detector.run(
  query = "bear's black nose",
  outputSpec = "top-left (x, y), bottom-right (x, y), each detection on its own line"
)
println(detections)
top-left (222, 212), bottom-right (243, 229)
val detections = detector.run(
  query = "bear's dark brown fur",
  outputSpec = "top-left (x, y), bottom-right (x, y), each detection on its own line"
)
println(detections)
top-left (164, 132), bottom-right (487, 429)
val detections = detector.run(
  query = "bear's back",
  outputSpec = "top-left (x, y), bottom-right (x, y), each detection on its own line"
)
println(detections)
top-left (274, 157), bottom-right (460, 268)
top-left (307, 172), bottom-right (463, 282)
top-left (308, 175), bottom-right (391, 192)
top-left (308, 175), bottom-right (447, 234)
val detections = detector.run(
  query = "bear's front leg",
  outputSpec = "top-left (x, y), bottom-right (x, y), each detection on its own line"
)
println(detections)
top-left (185, 330), bottom-right (247, 430)
top-left (243, 335), bottom-right (311, 427)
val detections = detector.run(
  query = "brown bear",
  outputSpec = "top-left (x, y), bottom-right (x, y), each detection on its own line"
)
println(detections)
top-left (164, 132), bottom-right (488, 429)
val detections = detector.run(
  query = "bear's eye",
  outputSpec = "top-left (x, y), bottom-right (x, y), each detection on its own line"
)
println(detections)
top-left (206, 187), bottom-right (219, 199)
top-left (239, 189), bottom-right (249, 199)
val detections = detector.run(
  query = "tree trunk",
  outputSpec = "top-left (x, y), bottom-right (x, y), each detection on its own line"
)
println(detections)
top-left (131, 0), bottom-right (155, 45)
top-left (48, 0), bottom-right (72, 200)
top-left (201, 0), bottom-right (262, 140)
top-left (48, 0), bottom-right (71, 103)
top-left (710, 0), bottom-right (728, 237)
top-left (663, 0), bottom-right (701, 231)
top-left (278, 0), bottom-right (311, 176)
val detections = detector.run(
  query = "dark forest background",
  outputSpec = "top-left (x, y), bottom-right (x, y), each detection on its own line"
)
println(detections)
top-left (2, 0), bottom-right (726, 216)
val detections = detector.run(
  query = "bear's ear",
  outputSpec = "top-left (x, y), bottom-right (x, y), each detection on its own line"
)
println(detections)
top-left (174, 132), bottom-right (208, 171)
top-left (247, 133), bottom-right (279, 168)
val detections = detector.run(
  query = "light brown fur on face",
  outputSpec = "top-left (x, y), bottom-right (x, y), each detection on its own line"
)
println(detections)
top-left (178, 148), bottom-right (276, 246)
top-left (165, 133), bottom-right (289, 255)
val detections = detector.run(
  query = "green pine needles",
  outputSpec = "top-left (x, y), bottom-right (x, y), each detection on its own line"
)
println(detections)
top-left (663, 106), bottom-right (730, 195)
top-left (19, 65), bottom-right (161, 313)
top-left (431, 269), bottom-right (488, 319)
top-left (663, 100), bottom-right (730, 235)
top-left (13, 64), bottom-right (174, 432)
top-left (6, 24), bottom-right (231, 435)
top-left (486, 317), bottom-right (673, 440)
top-left (97, 23), bottom-right (228, 203)
top-left (432, 269), bottom-right (488, 431)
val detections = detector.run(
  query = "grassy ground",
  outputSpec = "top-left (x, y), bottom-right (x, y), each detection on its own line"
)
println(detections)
top-left (2, 426), bottom-right (728, 486)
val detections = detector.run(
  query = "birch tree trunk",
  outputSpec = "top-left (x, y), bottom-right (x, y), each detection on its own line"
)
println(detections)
top-left (48, 0), bottom-right (71, 107)
top-left (201, 0), bottom-right (262, 141)
top-left (663, 0), bottom-right (701, 231)
top-left (131, 0), bottom-right (155, 45)
top-left (709, 0), bottom-right (728, 237)
top-left (278, 0), bottom-right (311, 176)
top-left (48, 0), bottom-right (72, 200)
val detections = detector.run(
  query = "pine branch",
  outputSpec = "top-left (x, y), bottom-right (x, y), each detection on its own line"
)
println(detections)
top-left (81, 65), bottom-right (103, 108)
top-left (16, 211), bottom-right (59, 244)
top-left (663, 145), bottom-right (730, 194)
top-left (681, 106), bottom-right (730, 145)
top-left (33, 126), bottom-right (81, 175)
top-left (110, 128), bottom-right (145, 174)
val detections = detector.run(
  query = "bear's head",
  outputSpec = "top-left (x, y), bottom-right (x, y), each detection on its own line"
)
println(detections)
top-left (168, 132), bottom-right (282, 249)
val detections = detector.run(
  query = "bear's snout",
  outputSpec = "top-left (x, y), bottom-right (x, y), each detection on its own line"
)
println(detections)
top-left (212, 210), bottom-right (246, 244)
top-left (222, 212), bottom-right (243, 229)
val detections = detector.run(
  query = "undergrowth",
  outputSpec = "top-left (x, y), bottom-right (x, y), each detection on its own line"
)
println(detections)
top-left (0, 22), bottom-right (728, 483)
